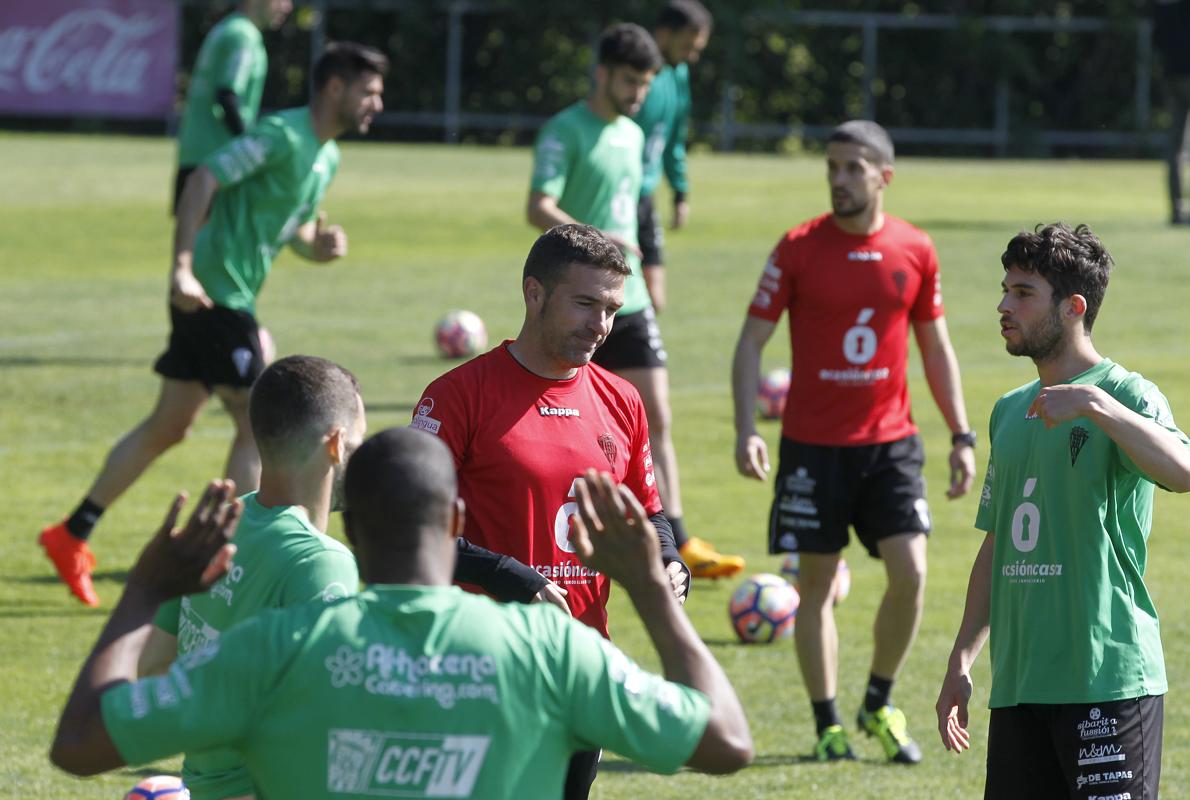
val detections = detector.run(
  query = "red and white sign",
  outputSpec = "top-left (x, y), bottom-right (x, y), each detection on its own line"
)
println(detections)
top-left (0, 0), bottom-right (178, 118)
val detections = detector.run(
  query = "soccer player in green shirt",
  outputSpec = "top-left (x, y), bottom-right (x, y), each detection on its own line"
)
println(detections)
top-left (37, 43), bottom-right (388, 607)
top-left (631, 0), bottom-right (745, 578)
top-left (49, 430), bottom-right (754, 798)
top-left (936, 223), bottom-right (1190, 798)
top-left (174, 0), bottom-right (293, 213)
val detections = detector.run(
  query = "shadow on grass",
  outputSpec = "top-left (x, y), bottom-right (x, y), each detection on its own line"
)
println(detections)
top-left (396, 354), bottom-right (466, 367)
top-left (0, 604), bottom-right (104, 618)
top-left (0, 355), bottom-right (144, 368)
top-left (365, 401), bottom-right (418, 415)
top-left (9, 569), bottom-right (129, 585)
top-left (600, 752), bottom-right (824, 774)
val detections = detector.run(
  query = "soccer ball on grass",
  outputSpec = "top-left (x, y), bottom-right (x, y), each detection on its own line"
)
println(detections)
top-left (434, 310), bottom-right (487, 359)
top-left (757, 368), bottom-right (791, 419)
top-left (728, 573), bottom-right (799, 644)
top-left (125, 775), bottom-right (189, 799)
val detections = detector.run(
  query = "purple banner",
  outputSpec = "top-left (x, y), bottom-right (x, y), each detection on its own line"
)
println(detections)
top-left (0, 0), bottom-right (178, 118)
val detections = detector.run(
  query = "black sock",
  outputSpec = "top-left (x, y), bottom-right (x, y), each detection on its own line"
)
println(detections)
top-left (669, 515), bottom-right (689, 549)
top-left (812, 698), bottom-right (841, 734)
top-left (864, 673), bottom-right (894, 713)
top-left (65, 498), bottom-right (105, 541)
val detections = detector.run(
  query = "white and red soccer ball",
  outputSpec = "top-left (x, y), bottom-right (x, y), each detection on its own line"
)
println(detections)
top-left (757, 368), bottom-right (791, 419)
top-left (728, 573), bottom-right (799, 644)
top-left (435, 310), bottom-right (487, 359)
top-left (125, 775), bottom-right (189, 800)
top-left (780, 553), bottom-right (850, 605)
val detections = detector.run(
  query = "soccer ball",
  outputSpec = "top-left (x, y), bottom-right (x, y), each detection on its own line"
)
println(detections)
top-left (125, 776), bottom-right (189, 799)
top-left (757, 368), bottom-right (791, 419)
top-left (728, 573), bottom-right (799, 644)
top-left (434, 310), bottom-right (487, 359)
top-left (780, 554), bottom-right (850, 606)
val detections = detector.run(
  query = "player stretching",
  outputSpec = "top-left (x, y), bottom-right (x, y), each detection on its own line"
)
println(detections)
top-left (49, 434), bottom-right (752, 797)
top-left (38, 43), bottom-right (387, 606)
top-left (413, 224), bottom-right (690, 799)
top-left (630, 0), bottom-right (743, 577)
top-left (174, 0), bottom-right (293, 213)
top-left (732, 121), bottom-right (976, 763)
top-left (937, 223), bottom-right (1190, 799)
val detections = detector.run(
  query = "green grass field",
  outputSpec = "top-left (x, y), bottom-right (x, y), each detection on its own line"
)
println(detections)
top-left (3, 131), bottom-right (1190, 798)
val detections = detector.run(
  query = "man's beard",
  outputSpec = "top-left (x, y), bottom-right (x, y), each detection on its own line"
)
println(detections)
top-left (1007, 308), bottom-right (1066, 362)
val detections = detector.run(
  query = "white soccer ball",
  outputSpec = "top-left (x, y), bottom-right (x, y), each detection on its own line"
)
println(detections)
top-left (757, 368), bottom-right (791, 419)
top-left (435, 309), bottom-right (487, 359)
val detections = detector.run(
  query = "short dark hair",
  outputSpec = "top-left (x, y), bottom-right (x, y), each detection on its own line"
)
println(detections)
top-left (828, 120), bottom-right (895, 166)
top-left (249, 355), bottom-right (361, 464)
top-left (522, 224), bottom-right (631, 293)
top-left (598, 23), bottom-right (663, 73)
top-left (344, 427), bottom-right (457, 549)
top-left (657, 0), bottom-right (713, 33)
top-left (312, 42), bottom-right (389, 92)
top-left (1001, 223), bottom-right (1113, 331)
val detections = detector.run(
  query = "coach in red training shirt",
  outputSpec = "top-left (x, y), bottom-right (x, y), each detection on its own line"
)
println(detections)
top-left (731, 120), bottom-right (976, 765)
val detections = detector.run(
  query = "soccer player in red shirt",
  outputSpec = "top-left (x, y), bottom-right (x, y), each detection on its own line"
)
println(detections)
top-left (412, 223), bottom-right (689, 799)
top-left (731, 121), bottom-right (976, 764)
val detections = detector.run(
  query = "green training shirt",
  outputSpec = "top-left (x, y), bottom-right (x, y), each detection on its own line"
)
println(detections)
top-left (975, 358), bottom-right (1188, 707)
top-left (633, 63), bottom-right (691, 199)
top-left (154, 492), bottom-right (358, 800)
top-left (531, 101), bottom-right (650, 315)
top-left (195, 107), bottom-right (340, 314)
top-left (106, 586), bottom-right (711, 799)
top-left (178, 12), bottom-right (268, 168)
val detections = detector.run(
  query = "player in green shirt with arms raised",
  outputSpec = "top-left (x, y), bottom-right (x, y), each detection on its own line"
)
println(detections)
top-left (174, 0), bottom-right (293, 212)
top-left (49, 429), bottom-right (753, 798)
top-left (936, 223), bottom-right (1190, 799)
top-left (38, 43), bottom-right (387, 608)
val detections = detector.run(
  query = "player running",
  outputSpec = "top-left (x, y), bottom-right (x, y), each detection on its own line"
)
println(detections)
top-left (937, 223), bottom-right (1190, 799)
top-left (49, 430), bottom-right (753, 798)
top-left (174, 0), bottom-right (293, 213)
top-left (412, 224), bottom-right (690, 799)
top-left (629, 0), bottom-right (743, 577)
top-left (731, 120), bottom-right (976, 763)
top-left (37, 43), bottom-right (387, 607)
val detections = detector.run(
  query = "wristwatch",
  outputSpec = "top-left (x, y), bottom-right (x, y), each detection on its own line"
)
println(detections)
top-left (951, 430), bottom-right (977, 448)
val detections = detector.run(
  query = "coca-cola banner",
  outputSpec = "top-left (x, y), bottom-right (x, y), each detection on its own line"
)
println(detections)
top-left (0, 0), bottom-right (178, 118)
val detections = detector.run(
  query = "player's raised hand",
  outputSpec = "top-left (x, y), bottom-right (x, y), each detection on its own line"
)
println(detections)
top-left (570, 470), bottom-right (664, 589)
top-left (1027, 384), bottom-right (1102, 429)
top-left (947, 443), bottom-right (976, 499)
top-left (935, 665), bottom-right (974, 754)
top-left (170, 270), bottom-right (214, 312)
top-left (735, 433), bottom-right (770, 480)
top-left (532, 581), bottom-right (571, 615)
top-left (127, 479), bottom-right (242, 600)
top-left (312, 211), bottom-right (348, 261)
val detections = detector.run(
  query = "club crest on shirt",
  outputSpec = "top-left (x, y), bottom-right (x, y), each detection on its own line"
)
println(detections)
top-left (598, 433), bottom-right (617, 466)
top-left (1070, 426), bottom-right (1090, 466)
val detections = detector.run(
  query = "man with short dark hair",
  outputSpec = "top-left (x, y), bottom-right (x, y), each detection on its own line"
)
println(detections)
top-left (732, 120), bottom-right (976, 763)
top-left (413, 223), bottom-right (690, 798)
top-left (937, 223), bottom-right (1190, 799)
top-left (38, 43), bottom-right (388, 607)
top-left (628, 0), bottom-right (744, 579)
top-left (48, 431), bottom-right (753, 798)
top-left (174, 0), bottom-right (293, 213)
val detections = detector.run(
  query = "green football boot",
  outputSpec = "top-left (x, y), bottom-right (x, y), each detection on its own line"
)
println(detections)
top-left (857, 704), bottom-right (923, 764)
top-left (814, 724), bottom-right (856, 762)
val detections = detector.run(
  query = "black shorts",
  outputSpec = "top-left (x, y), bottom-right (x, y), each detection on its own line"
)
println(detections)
top-left (172, 166), bottom-right (197, 216)
top-left (985, 696), bottom-right (1163, 800)
top-left (154, 305), bottom-right (266, 390)
top-left (591, 307), bottom-right (667, 371)
top-left (637, 193), bottom-right (664, 267)
top-left (767, 434), bottom-right (929, 558)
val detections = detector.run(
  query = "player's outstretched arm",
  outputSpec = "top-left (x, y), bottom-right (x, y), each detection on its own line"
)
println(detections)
top-left (51, 482), bottom-right (241, 776)
top-left (571, 471), bottom-right (753, 773)
top-left (731, 316), bottom-right (777, 480)
top-left (526, 191), bottom-right (577, 232)
top-left (289, 211), bottom-right (348, 263)
top-left (171, 168), bottom-right (220, 312)
top-left (1029, 384), bottom-right (1190, 492)
top-left (912, 317), bottom-right (975, 498)
top-left (936, 530), bottom-right (994, 754)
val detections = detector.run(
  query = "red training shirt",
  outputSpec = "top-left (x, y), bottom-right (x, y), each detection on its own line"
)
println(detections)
top-left (411, 342), bottom-right (662, 637)
top-left (747, 213), bottom-right (944, 446)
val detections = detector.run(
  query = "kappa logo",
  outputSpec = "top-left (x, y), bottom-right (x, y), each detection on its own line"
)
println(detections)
top-left (598, 433), bottom-right (617, 466)
top-left (847, 250), bottom-right (884, 261)
top-left (327, 729), bottom-right (490, 797)
top-left (538, 405), bottom-right (581, 418)
top-left (1070, 426), bottom-right (1090, 466)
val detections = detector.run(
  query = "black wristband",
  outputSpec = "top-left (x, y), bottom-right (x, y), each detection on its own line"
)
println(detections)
top-left (673, 191), bottom-right (687, 204)
top-left (951, 430), bottom-right (977, 448)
